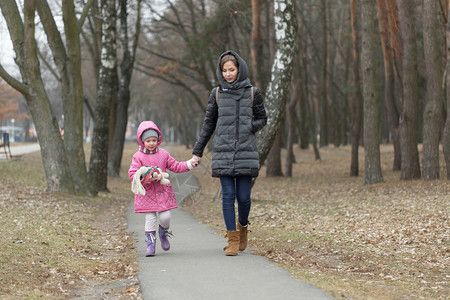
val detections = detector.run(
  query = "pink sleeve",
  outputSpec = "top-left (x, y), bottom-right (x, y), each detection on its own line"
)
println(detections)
top-left (128, 153), bottom-right (142, 181)
top-left (166, 153), bottom-right (190, 173)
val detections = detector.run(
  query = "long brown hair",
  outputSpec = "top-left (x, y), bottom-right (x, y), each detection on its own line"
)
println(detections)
top-left (220, 54), bottom-right (238, 69)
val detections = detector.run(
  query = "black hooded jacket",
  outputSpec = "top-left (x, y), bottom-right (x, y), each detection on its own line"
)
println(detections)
top-left (192, 51), bottom-right (267, 177)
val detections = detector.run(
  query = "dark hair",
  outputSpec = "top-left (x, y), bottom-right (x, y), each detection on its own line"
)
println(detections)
top-left (220, 54), bottom-right (238, 70)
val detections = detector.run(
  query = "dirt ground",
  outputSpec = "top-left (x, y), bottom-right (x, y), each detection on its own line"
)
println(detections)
top-left (0, 143), bottom-right (448, 299)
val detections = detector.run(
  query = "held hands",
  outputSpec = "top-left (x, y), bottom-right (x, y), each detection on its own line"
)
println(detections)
top-left (187, 156), bottom-right (201, 169)
top-left (191, 155), bottom-right (201, 167)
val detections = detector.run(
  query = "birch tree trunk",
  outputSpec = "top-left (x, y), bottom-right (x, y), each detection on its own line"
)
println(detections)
top-left (397, 0), bottom-right (421, 180)
top-left (256, 0), bottom-right (297, 166)
top-left (0, 0), bottom-right (74, 193)
top-left (361, 0), bottom-right (383, 184)
top-left (108, 0), bottom-right (142, 177)
top-left (443, 2), bottom-right (450, 179)
top-left (422, 0), bottom-right (444, 180)
top-left (89, 0), bottom-right (117, 191)
top-left (350, 0), bottom-right (363, 176)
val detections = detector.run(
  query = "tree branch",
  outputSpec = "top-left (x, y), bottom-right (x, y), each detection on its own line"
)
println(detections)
top-left (134, 64), bottom-right (206, 111)
top-left (0, 64), bottom-right (27, 95)
top-left (78, 0), bottom-right (96, 31)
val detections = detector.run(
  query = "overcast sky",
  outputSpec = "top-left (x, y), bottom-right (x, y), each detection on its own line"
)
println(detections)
top-left (0, 18), bottom-right (17, 74)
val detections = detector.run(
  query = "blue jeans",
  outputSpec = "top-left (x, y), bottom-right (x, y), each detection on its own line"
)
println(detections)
top-left (220, 176), bottom-right (252, 231)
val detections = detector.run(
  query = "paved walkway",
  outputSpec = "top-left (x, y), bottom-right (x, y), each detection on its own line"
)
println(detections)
top-left (126, 172), bottom-right (334, 300)
top-left (0, 143), bottom-right (40, 160)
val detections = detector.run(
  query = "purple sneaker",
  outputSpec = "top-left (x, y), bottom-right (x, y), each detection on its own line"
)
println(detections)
top-left (145, 231), bottom-right (156, 257)
top-left (158, 225), bottom-right (173, 251)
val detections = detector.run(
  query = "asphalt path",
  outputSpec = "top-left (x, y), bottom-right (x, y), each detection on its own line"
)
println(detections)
top-left (127, 172), bottom-right (334, 300)
top-left (0, 143), bottom-right (40, 160)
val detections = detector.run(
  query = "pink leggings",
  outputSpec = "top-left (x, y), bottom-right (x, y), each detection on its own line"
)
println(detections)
top-left (145, 210), bottom-right (171, 232)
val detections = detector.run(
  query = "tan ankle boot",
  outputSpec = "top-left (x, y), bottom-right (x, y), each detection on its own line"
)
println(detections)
top-left (224, 231), bottom-right (239, 256)
top-left (237, 221), bottom-right (250, 251)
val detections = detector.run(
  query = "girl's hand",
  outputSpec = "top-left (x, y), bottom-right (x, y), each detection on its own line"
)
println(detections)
top-left (189, 160), bottom-right (197, 168)
top-left (192, 155), bottom-right (201, 166)
top-left (153, 173), bottom-right (163, 182)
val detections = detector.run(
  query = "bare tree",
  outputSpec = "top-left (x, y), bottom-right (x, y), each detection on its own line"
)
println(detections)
top-left (349, 0), bottom-right (363, 176)
top-left (0, 0), bottom-right (74, 193)
top-left (444, 1), bottom-right (450, 179)
top-left (89, 0), bottom-right (117, 191)
top-left (361, 0), bottom-right (383, 184)
top-left (250, 0), bottom-right (264, 91)
top-left (108, 0), bottom-right (142, 177)
top-left (319, 0), bottom-right (328, 147)
top-left (422, 0), bottom-right (444, 180)
top-left (398, 0), bottom-right (421, 180)
top-left (285, 81), bottom-right (299, 177)
top-left (376, 0), bottom-right (401, 171)
top-left (35, 0), bottom-right (94, 194)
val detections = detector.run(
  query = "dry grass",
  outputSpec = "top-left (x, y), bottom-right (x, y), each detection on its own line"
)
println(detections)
top-left (1, 142), bottom-right (448, 299)
top-left (0, 146), bottom-right (141, 299)
top-left (180, 144), bottom-right (449, 300)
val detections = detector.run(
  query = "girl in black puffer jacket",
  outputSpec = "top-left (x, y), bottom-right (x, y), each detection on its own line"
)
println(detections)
top-left (191, 51), bottom-right (267, 256)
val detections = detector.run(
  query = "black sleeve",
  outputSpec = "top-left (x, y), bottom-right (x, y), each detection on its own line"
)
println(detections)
top-left (192, 89), bottom-right (218, 157)
top-left (252, 88), bottom-right (267, 133)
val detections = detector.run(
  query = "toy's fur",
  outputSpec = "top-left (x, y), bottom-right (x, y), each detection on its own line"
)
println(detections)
top-left (131, 166), bottom-right (170, 196)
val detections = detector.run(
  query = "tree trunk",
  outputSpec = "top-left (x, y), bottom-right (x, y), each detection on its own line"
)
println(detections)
top-left (350, 0), bottom-right (363, 176)
top-left (256, 0), bottom-right (297, 167)
top-left (266, 131), bottom-right (283, 176)
top-left (376, 0), bottom-right (401, 171)
top-left (0, 0), bottom-right (75, 193)
top-left (108, 0), bottom-right (142, 177)
top-left (443, 2), bottom-right (450, 179)
top-left (397, 0), bottom-right (421, 180)
top-left (62, 0), bottom-right (91, 193)
top-left (89, 0), bottom-right (117, 192)
top-left (250, 0), bottom-right (265, 92)
top-left (298, 13), bottom-right (309, 150)
top-left (422, 0), bottom-right (444, 180)
top-left (361, 0), bottom-right (383, 184)
top-left (319, 0), bottom-right (328, 147)
top-left (285, 83), bottom-right (299, 177)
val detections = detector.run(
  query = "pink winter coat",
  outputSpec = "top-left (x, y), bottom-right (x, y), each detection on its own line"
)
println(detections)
top-left (128, 121), bottom-right (190, 213)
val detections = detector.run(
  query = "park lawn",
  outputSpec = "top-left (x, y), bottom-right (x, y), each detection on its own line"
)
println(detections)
top-left (0, 145), bottom-right (141, 299)
top-left (181, 144), bottom-right (449, 300)
top-left (0, 142), bottom-right (448, 299)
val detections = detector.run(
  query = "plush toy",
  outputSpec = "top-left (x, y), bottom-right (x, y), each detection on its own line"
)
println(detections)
top-left (131, 166), bottom-right (170, 196)
top-left (144, 166), bottom-right (170, 185)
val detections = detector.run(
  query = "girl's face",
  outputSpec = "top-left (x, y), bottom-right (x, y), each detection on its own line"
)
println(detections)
top-left (222, 61), bottom-right (238, 83)
top-left (143, 136), bottom-right (158, 151)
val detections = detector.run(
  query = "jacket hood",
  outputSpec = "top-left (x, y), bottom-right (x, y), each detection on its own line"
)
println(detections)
top-left (216, 50), bottom-right (252, 91)
top-left (136, 121), bottom-right (162, 148)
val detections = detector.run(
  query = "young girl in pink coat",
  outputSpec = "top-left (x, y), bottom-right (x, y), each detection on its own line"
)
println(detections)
top-left (129, 121), bottom-right (197, 256)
